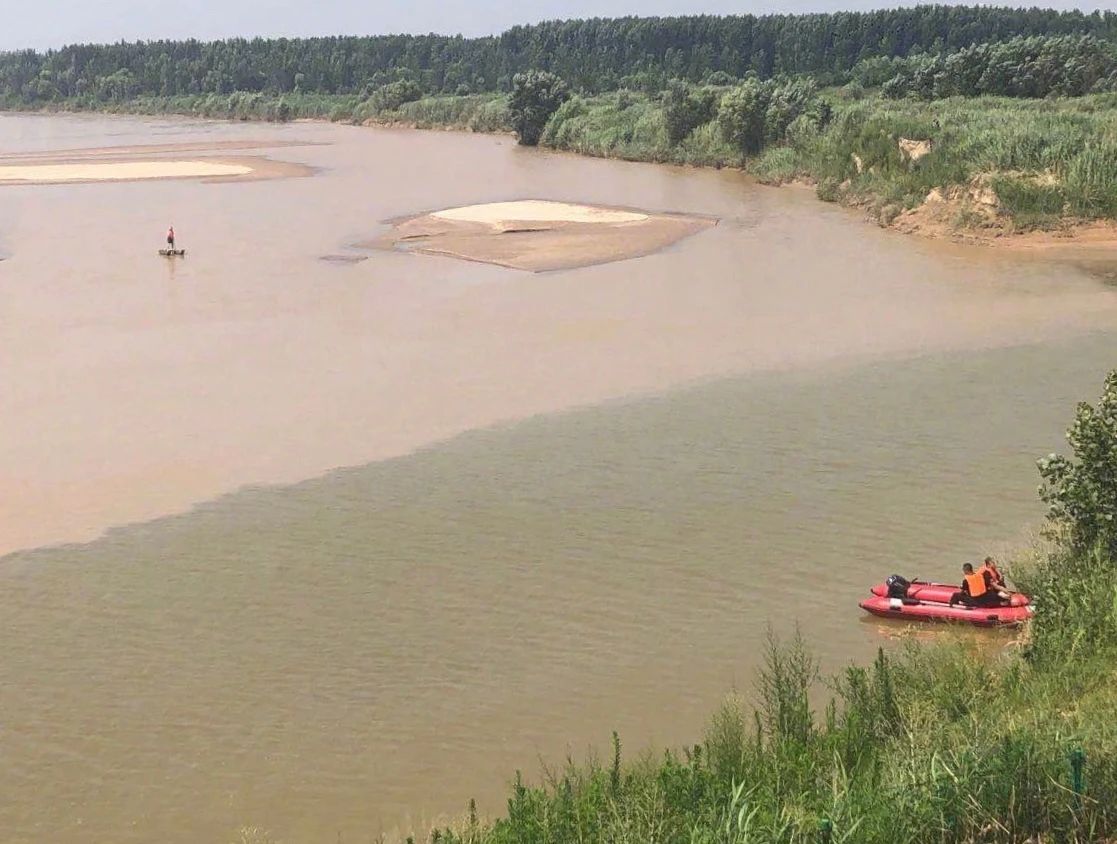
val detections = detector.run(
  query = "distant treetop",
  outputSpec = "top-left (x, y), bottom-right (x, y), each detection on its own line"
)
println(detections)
top-left (1, 6), bottom-right (1115, 103)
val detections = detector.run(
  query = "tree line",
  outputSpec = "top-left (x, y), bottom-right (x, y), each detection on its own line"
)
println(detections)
top-left (881, 34), bottom-right (1117, 99)
top-left (2, 6), bottom-right (1116, 104)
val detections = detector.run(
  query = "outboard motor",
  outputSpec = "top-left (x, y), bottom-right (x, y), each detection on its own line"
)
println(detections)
top-left (885, 574), bottom-right (912, 599)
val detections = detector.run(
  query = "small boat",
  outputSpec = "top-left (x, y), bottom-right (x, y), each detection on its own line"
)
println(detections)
top-left (159, 248), bottom-right (186, 257)
top-left (859, 594), bottom-right (1033, 627)
top-left (869, 579), bottom-right (1030, 608)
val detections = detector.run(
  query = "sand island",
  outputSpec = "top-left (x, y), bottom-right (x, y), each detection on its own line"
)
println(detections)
top-left (0, 140), bottom-right (313, 185)
top-left (379, 199), bottom-right (717, 271)
top-left (0, 160), bottom-right (253, 183)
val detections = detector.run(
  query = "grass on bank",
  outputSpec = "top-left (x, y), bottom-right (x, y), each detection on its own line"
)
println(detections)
top-left (412, 634), bottom-right (1117, 844)
top-left (773, 93), bottom-right (1117, 228)
top-left (536, 88), bottom-right (1117, 229)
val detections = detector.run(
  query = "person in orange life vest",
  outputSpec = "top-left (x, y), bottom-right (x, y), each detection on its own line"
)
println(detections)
top-left (978, 556), bottom-right (1012, 602)
top-left (979, 556), bottom-right (1007, 590)
top-left (949, 562), bottom-right (1002, 608)
top-left (167, 226), bottom-right (175, 250)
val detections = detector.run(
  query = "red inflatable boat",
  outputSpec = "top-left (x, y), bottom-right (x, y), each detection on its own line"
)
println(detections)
top-left (869, 580), bottom-right (1030, 608)
top-left (861, 580), bottom-right (1034, 628)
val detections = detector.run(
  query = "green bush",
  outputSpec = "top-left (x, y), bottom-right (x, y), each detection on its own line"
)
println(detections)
top-left (509, 70), bottom-right (569, 146)
top-left (364, 79), bottom-right (423, 112)
top-left (1065, 142), bottom-right (1117, 217)
top-left (1039, 370), bottom-right (1117, 557)
top-left (661, 80), bottom-right (718, 144)
top-left (991, 176), bottom-right (1066, 224)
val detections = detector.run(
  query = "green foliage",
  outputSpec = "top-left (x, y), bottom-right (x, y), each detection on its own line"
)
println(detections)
top-left (433, 636), bottom-right (1117, 844)
top-left (717, 79), bottom-right (771, 155)
top-left (2, 7), bottom-right (1116, 104)
top-left (717, 78), bottom-right (820, 156)
top-left (364, 78), bottom-right (423, 112)
top-left (851, 56), bottom-right (910, 88)
top-left (1022, 545), bottom-right (1117, 663)
top-left (991, 176), bottom-right (1066, 226)
top-left (394, 94), bottom-right (511, 132)
top-left (881, 35), bottom-right (1117, 101)
top-left (1065, 141), bottom-right (1117, 217)
top-left (1039, 370), bottom-right (1117, 557)
top-left (661, 80), bottom-right (718, 144)
top-left (509, 70), bottom-right (569, 146)
top-left (749, 146), bottom-right (804, 183)
top-left (756, 628), bottom-right (816, 746)
top-left (541, 93), bottom-right (675, 163)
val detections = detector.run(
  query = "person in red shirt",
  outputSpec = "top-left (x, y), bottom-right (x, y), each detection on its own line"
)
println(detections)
top-left (166, 226), bottom-right (175, 250)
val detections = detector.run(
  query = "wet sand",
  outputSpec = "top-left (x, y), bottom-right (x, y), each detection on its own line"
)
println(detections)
top-left (381, 199), bottom-right (716, 270)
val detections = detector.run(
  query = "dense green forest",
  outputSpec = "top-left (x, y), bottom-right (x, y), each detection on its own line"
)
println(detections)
top-left (880, 34), bottom-right (1117, 99)
top-left (1, 5), bottom-right (1116, 102)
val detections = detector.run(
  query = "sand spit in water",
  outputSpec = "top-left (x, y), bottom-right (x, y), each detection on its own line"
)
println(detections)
top-left (0, 160), bottom-right (253, 183)
top-left (379, 199), bottom-right (716, 271)
top-left (433, 200), bottom-right (650, 226)
top-left (0, 140), bottom-right (315, 185)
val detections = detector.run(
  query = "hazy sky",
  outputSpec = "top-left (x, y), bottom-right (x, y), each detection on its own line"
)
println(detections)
top-left (2, 0), bottom-right (1114, 51)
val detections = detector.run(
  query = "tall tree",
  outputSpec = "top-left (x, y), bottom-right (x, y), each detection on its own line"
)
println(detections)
top-left (509, 70), bottom-right (569, 146)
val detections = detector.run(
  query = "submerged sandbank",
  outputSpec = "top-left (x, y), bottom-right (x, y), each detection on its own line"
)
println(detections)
top-left (380, 199), bottom-right (716, 271)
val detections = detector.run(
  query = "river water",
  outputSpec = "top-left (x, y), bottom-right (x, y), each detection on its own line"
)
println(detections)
top-left (1, 113), bottom-right (1115, 843)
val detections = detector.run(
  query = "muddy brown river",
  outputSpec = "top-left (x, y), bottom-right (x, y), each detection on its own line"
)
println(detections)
top-left (1, 113), bottom-right (1115, 843)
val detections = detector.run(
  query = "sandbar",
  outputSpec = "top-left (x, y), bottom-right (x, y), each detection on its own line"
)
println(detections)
top-left (380, 199), bottom-right (716, 271)
top-left (0, 140), bottom-right (316, 185)
top-left (0, 160), bottom-right (253, 184)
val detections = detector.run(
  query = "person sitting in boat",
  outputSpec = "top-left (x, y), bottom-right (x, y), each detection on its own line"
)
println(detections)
top-left (949, 562), bottom-right (1003, 608)
top-left (166, 225), bottom-right (176, 251)
top-left (979, 556), bottom-right (1007, 592)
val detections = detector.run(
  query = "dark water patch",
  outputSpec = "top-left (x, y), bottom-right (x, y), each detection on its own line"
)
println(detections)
top-left (2, 330), bottom-right (1115, 843)
top-left (319, 253), bottom-right (368, 264)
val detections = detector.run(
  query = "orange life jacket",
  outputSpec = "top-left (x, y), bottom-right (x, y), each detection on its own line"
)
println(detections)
top-left (964, 572), bottom-right (987, 598)
top-left (979, 564), bottom-right (1002, 586)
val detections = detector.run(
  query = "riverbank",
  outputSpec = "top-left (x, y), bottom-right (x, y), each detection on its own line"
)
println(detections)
top-left (9, 90), bottom-right (1116, 250)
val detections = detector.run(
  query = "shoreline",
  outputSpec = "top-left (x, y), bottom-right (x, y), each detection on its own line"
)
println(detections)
top-left (5, 104), bottom-right (1117, 256)
top-left (774, 174), bottom-right (1117, 254)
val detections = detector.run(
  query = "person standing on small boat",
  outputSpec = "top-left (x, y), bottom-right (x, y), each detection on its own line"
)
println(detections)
top-left (166, 225), bottom-right (175, 251)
